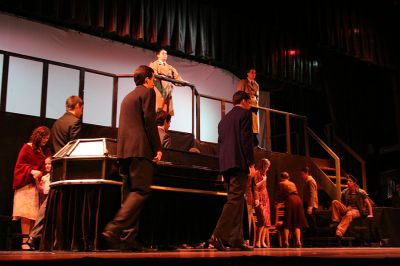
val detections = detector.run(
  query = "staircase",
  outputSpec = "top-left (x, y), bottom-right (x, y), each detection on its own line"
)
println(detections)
top-left (312, 157), bottom-right (349, 193)
top-left (307, 127), bottom-right (367, 201)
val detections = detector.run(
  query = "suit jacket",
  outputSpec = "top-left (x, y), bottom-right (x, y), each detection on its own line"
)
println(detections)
top-left (157, 126), bottom-right (171, 148)
top-left (117, 85), bottom-right (161, 161)
top-left (218, 106), bottom-right (254, 174)
top-left (303, 176), bottom-right (318, 209)
top-left (50, 112), bottom-right (82, 153)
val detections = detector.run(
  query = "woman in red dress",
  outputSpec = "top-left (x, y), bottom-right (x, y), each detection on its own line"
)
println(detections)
top-left (12, 126), bottom-right (51, 249)
top-left (254, 159), bottom-right (271, 247)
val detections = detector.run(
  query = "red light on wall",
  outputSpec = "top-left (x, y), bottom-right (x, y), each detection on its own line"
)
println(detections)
top-left (288, 49), bottom-right (297, 56)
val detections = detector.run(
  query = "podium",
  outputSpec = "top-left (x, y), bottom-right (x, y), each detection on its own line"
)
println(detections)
top-left (51, 138), bottom-right (120, 183)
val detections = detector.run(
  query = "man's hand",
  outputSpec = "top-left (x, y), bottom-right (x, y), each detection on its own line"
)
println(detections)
top-left (153, 151), bottom-right (162, 163)
top-left (307, 206), bottom-right (313, 215)
top-left (255, 200), bottom-right (260, 207)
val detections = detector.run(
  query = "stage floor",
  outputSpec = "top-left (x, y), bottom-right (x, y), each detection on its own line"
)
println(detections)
top-left (1, 248), bottom-right (400, 266)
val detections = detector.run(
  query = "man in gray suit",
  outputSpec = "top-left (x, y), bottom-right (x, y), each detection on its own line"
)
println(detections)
top-left (209, 90), bottom-right (255, 251)
top-left (50, 95), bottom-right (84, 154)
top-left (156, 109), bottom-right (172, 148)
top-left (102, 65), bottom-right (162, 251)
top-left (26, 95), bottom-right (83, 250)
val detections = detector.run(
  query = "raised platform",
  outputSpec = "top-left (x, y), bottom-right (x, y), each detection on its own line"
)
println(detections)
top-left (1, 248), bottom-right (400, 266)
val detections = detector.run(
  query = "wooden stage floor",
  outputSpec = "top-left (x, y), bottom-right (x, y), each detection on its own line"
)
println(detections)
top-left (1, 247), bottom-right (400, 266)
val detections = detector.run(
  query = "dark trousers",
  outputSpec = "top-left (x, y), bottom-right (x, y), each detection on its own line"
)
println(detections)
top-left (29, 196), bottom-right (47, 241)
top-left (304, 205), bottom-right (317, 235)
top-left (212, 169), bottom-right (248, 247)
top-left (105, 158), bottom-right (154, 242)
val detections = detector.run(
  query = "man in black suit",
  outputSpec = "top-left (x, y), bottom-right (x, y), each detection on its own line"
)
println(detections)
top-left (156, 109), bottom-right (172, 148)
top-left (26, 95), bottom-right (84, 250)
top-left (102, 65), bottom-right (162, 251)
top-left (209, 90), bottom-right (255, 251)
top-left (50, 95), bottom-right (84, 153)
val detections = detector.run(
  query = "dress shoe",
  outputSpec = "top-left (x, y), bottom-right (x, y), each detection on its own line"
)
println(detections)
top-left (102, 230), bottom-right (121, 249)
top-left (295, 242), bottom-right (302, 248)
top-left (335, 229), bottom-right (343, 239)
top-left (121, 240), bottom-right (148, 252)
top-left (283, 242), bottom-right (289, 248)
top-left (329, 221), bottom-right (339, 229)
top-left (209, 235), bottom-right (229, 251)
top-left (237, 244), bottom-right (254, 251)
top-left (26, 237), bottom-right (37, 250)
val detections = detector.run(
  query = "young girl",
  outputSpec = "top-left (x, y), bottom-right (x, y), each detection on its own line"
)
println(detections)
top-left (254, 158), bottom-right (271, 247)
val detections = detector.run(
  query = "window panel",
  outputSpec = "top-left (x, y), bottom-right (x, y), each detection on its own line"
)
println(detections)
top-left (169, 86), bottom-right (192, 134)
top-left (6, 57), bottom-right (42, 116)
top-left (46, 65), bottom-right (79, 119)
top-left (116, 77), bottom-right (135, 128)
top-left (0, 54), bottom-right (3, 100)
top-left (199, 97), bottom-right (221, 143)
top-left (83, 73), bottom-right (113, 126)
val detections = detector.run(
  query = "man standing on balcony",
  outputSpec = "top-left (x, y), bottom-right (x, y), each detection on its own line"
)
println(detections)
top-left (236, 67), bottom-right (260, 146)
top-left (149, 48), bottom-right (184, 116)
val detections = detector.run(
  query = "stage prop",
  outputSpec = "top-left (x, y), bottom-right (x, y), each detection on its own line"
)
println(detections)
top-left (42, 138), bottom-right (226, 251)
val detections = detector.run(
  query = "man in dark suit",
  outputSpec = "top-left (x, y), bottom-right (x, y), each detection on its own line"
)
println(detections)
top-left (102, 65), bottom-right (162, 251)
top-left (26, 95), bottom-right (84, 250)
top-left (156, 109), bottom-right (172, 148)
top-left (209, 90), bottom-right (255, 251)
top-left (50, 95), bottom-right (84, 153)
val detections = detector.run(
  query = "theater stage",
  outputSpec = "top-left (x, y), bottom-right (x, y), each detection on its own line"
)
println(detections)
top-left (1, 248), bottom-right (400, 266)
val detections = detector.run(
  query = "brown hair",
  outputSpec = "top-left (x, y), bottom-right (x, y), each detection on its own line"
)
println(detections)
top-left (66, 95), bottom-right (83, 111)
top-left (280, 171), bottom-right (290, 180)
top-left (29, 126), bottom-right (50, 153)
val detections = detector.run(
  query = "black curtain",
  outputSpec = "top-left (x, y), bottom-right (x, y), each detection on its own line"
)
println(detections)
top-left (1, 0), bottom-right (398, 84)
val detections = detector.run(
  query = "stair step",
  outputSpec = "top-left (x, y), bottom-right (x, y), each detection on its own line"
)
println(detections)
top-left (320, 166), bottom-right (336, 172)
top-left (327, 175), bottom-right (347, 181)
top-left (311, 157), bottom-right (333, 168)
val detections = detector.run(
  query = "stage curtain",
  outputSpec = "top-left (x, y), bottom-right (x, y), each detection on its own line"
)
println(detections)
top-left (0, 0), bottom-right (396, 86)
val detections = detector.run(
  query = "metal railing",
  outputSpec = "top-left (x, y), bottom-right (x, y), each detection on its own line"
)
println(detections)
top-left (1, 49), bottom-right (365, 196)
top-left (1, 49), bottom-right (310, 156)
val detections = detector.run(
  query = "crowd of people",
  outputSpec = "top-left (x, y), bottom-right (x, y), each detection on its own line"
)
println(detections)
top-left (10, 50), bottom-right (393, 252)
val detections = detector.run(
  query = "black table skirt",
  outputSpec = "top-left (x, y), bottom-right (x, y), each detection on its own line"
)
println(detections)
top-left (41, 184), bottom-right (226, 251)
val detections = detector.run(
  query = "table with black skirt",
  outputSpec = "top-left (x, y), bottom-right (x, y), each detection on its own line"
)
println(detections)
top-left (41, 180), bottom-right (227, 251)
